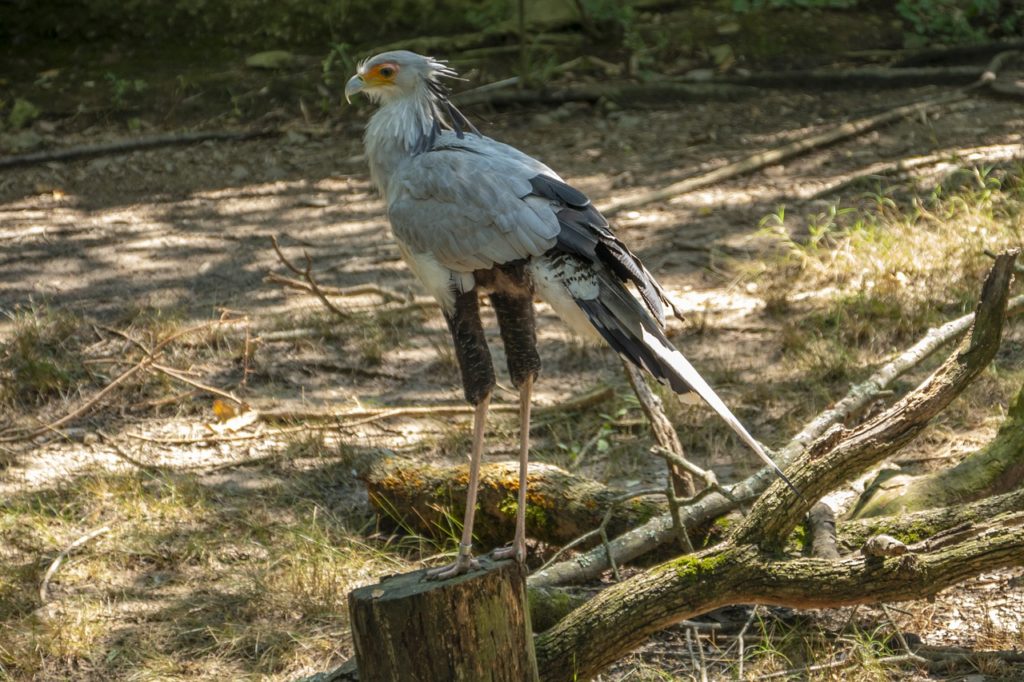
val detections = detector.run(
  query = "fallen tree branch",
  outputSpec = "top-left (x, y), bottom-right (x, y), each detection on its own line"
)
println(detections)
top-left (454, 81), bottom-right (758, 108)
top-left (528, 289), bottom-right (1024, 587)
top-left (807, 502), bottom-right (840, 559)
top-left (597, 90), bottom-right (968, 217)
top-left (735, 251), bottom-right (1015, 550)
top-left (259, 385), bottom-right (614, 426)
top-left (533, 513), bottom-right (1024, 680)
top-left (808, 142), bottom-right (1024, 199)
top-left (0, 129), bottom-right (278, 171)
top-left (680, 65), bottom-right (984, 89)
top-left (623, 361), bottom-right (695, 497)
top-left (839, 486), bottom-right (1024, 549)
top-left (852, 375), bottom-right (1024, 518)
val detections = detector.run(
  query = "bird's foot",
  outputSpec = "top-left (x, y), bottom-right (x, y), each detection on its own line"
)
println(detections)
top-left (491, 538), bottom-right (527, 564)
top-left (425, 545), bottom-right (479, 580)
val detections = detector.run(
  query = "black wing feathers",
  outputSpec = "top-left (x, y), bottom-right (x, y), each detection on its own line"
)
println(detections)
top-left (530, 174), bottom-right (667, 327)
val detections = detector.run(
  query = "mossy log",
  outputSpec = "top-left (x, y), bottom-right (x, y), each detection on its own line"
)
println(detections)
top-left (361, 458), bottom-right (664, 549)
top-left (851, 380), bottom-right (1024, 518)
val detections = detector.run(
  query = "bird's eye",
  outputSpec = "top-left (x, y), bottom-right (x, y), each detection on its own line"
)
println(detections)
top-left (379, 66), bottom-right (396, 78)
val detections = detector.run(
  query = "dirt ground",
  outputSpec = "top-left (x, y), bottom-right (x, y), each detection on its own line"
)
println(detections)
top-left (3, 59), bottom-right (1024, 679)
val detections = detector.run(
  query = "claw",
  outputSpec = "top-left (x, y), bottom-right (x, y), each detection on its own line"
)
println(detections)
top-left (491, 539), bottom-right (527, 563)
top-left (425, 546), bottom-right (479, 580)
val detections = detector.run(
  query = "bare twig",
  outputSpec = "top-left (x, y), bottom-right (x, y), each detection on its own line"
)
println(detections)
top-left (149, 362), bottom-right (244, 406)
top-left (270, 236), bottom-right (351, 320)
top-left (39, 526), bottom-right (112, 603)
top-left (264, 272), bottom-right (410, 304)
top-left (736, 606), bottom-right (759, 680)
top-left (623, 361), bottom-right (695, 497)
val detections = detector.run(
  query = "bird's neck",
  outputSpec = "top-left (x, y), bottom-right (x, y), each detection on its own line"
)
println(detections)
top-left (364, 92), bottom-right (439, 201)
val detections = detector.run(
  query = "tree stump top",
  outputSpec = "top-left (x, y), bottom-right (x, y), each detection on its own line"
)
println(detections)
top-left (349, 558), bottom-right (539, 682)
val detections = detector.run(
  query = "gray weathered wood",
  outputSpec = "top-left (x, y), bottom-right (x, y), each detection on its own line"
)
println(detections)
top-left (349, 558), bottom-right (539, 682)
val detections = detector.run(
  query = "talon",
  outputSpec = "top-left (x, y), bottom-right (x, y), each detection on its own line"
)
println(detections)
top-left (426, 546), bottom-right (479, 580)
top-left (491, 540), bottom-right (527, 563)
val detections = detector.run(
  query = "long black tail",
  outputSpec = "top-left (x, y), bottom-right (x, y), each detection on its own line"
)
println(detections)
top-left (577, 273), bottom-right (800, 496)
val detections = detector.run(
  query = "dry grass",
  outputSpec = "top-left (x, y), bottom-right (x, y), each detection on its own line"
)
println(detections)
top-left (0, 451), bottom-right (410, 680)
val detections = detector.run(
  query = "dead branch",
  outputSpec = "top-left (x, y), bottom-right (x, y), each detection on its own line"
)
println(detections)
top-left (852, 376), bottom-right (1024, 518)
top-left (623, 361), bottom-right (695, 497)
top-left (149, 362), bottom-right (245, 406)
top-left (0, 321), bottom-right (224, 444)
top-left (454, 81), bottom-right (758, 108)
top-left (528, 288), bottom-right (1024, 587)
top-left (259, 385), bottom-right (614, 426)
top-left (872, 38), bottom-right (1024, 67)
top-left (39, 526), bottom-right (112, 603)
top-left (598, 90), bottom-right (968, 217)
top-left (264, 272), bottom-right (410, 304)
top-left (838, 486), bottom-right (1024, 549)
top-left (734, 251), bottom-right (1015, 551)
top-left (807, 502), bottom-right (839, 560)
top-left (683, 65), bottom-right (984, 89)
top-left (270, 235), bottom-right (351, 320)
top-left (0, 129), bottom-right (278, 171)
top-left (808, 142), bottom-right (1024, 199)
top-left (533, 513), bottom-right (1024, 681)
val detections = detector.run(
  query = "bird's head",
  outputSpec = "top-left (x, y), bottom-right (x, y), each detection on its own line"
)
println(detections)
top-left (345, 51), bottom-right (458, 105)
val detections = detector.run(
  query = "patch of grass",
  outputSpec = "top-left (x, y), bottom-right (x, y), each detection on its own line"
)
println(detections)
top-left (0, 452), bottom-right (408, 680)
top-left (0, 305), bottom-right (93, 407)
top-left (747, 164), bottom-right (1024, 419)
top-left (753, 165), bottom-right (1024, 341)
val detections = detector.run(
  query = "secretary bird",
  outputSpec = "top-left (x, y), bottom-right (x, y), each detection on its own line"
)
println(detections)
top-left (346, 51), bottom-right (794, 579)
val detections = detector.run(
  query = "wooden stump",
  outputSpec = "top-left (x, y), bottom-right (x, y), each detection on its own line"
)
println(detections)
top-left (348, 558), bottom-right (539, 682)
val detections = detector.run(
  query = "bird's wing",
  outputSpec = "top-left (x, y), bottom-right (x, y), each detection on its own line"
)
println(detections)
top-left (388, 134), bottom-right (670, 325)
top-left (387, 137), bottom-right (562, 272)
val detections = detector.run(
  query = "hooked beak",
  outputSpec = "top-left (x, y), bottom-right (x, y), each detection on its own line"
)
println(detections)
top-left (344, 75), bottom-right (364, 103)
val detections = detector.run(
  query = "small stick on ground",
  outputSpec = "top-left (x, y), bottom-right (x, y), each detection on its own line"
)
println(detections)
top-left (149, 362), bottom-right (245, 406)
top-left (264, 272), bottom-right (410, 304)
top-left (39, 526), bottom-right (112, 603)
top-left (270, 235), bottom-right (351, 320)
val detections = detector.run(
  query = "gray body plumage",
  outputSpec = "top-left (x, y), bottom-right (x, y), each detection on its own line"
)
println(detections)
top-left (351, 51), bottom-right (792, 486)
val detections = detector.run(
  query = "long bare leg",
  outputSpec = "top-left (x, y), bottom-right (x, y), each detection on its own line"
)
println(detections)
top-left (426, 392), bottom-right (490, 579)
top-left (493, 374), bottom-right (532, 563)
top-left (489, 286), bottom-right (540, 565)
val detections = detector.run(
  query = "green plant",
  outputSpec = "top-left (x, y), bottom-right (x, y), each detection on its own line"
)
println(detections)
top-left (105, 72), bottom-right (148, 108)
top-left (896, 0), bottom-right (1024, 44)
